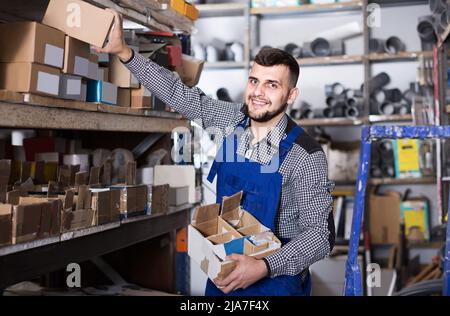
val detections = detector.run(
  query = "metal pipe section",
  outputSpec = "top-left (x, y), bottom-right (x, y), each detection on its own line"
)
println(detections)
top-left (384, 36), bottom-right (406, 54)
top-left (345, 106), bottom-right (360, 119)
top-left (379, 102), bottom-right (396, 115)
top-left (284, 43), bottom-right (302, 58)
top-left (304, 38), bottom-right (345, 57)
top-left (384, 88), bottom-right (403, 102)
top-left (369, 38), bottom-right (385, 53)
top-left (417, 15), bottom-right (438, 44)
top-left (216, 88), bottom-right (233, 102)
top-left (325, 83), bottom-right (346, 97)
top-left (365, 72), bottom-right (391, 93)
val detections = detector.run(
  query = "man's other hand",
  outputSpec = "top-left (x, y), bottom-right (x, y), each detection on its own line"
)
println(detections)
top-left (213, 254), bottom-right (268, 294)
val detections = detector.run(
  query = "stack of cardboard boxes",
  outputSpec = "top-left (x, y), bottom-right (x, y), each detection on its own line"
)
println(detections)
top-left (0, 0), bottom-right (204, 110)
top-left (0, 0), bottom-right (117, 104)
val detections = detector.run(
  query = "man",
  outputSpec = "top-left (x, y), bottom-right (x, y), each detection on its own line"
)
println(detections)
top-left (95, 10), bottom-right (335, 296)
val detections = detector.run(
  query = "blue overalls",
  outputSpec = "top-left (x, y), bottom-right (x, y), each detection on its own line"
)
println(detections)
top-left (205, 117), bottom-right (312, 296)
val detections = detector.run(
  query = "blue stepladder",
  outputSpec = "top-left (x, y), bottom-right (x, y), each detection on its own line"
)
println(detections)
top-left (344, 125), bottom-right (450, 296)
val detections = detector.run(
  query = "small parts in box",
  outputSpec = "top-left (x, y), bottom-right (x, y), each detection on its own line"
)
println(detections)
top-left (188, 191), bottom-right (281, 281)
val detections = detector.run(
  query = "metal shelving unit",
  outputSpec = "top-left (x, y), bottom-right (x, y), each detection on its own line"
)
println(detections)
top-left (250, 1), bottom-right (362, 15)
top-left (0, 91), bottom-right (189, 133)
top-left (196, 2), bottom-right (251, 71)
top-left (0, 209), bottom-right (190, 289)
top-left (0, 0), bottom-right (197, 293)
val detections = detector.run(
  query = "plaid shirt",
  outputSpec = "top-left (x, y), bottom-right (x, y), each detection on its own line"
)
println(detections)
top-left (125, 51), bottom-right (335, 280)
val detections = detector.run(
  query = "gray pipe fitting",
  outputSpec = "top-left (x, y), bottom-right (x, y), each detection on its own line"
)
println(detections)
top-left (384, 36), bottom-right (406, 54)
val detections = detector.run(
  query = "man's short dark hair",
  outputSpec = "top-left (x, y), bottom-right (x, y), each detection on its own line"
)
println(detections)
top-left (254, 47), bottom-right (300, 87)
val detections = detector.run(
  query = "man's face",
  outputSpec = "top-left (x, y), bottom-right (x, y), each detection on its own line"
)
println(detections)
top-left (244, 63), bottom-right (298, 123)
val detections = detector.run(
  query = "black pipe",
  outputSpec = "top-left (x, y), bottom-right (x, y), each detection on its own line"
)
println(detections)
top-left (384, 88), bottom-right (403, 102)
top-left (216, 88), bottom-right (233, 102)
top-left (311, 38), bottom-right (330, 56)
top-left (378, 139), bottom-right (394, 156)
top-left (284, 43), bottom-right (302, 58)
top-left (418, 15), bottom-right (438, 43)
top-left (323, 107), bottom-right (335, 118)
top-left (379, 102), bottom-right (396, 115)
top-left (364, 72), bottom-right (391, 93)
top-left (308, 38), bottom-right (344, 57)
top-left (384, 36), bottom-right (406, 54)
top-left (327, 94), bottom-right (347, 107)
top-left (369, 38), bottom-right (385, 53)
top-left (325, 83), bottom-right (345, 97)
top-left (289, 108), bottom-right (301, 119)
top-left (346, 96), bottom-right (363, 108)
top-left (331, 104), bottom-right (346, 117)
top-left (345, 106), bottom-right (360, 119)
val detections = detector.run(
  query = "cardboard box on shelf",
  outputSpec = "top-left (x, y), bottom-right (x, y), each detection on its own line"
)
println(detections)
top-left (0, 62), bottom-right (60, 97)
top-left (59, 74), bottom-right (83, 101)
top-left (87, 80), bottom-right (118, 105)
top-left (70, 185), bottom-right (95, 230)
top-left (91, 189), bottom-right (120, 225)
top-left (110, 50), bottom-right (140, 88)
top-left (19, 195), bottom-right (64, 237)
top-left (0, 22), bottom-right (65, 69)
top-left (12, 202), bottom-right (42, 244)
top-left (131, 85), bottom-right (152, 108)
top-left (60, 189), bottom-right (75, 232)
top-left (110, 185), bottom-right (148, 219)
top-left (169, 186), bottom-right (189, 206)
top-left (63, 36), bottom-right (90, 78)
top-left (175, 54), bottom-right (204, 87)
top-left (0, 204), bottom-right (13, 247)
top-left (117, 88), bottom-right (131, 107)
top-left (70, 208), bottom-right (95, 230)
top-left (151, 184), bottom-right (169, 215)
top-left (188, 191), bottom-right (281, 281)
top-left (369, 190), bottom-right (401, 245)
top-left (42, 0), bottom-right (114, 48)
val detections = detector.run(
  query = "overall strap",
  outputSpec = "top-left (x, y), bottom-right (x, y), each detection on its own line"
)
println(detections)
top-left (278, 124), bottom-right (304, 165)
top-left (207, 116), bottom-right (249, 183)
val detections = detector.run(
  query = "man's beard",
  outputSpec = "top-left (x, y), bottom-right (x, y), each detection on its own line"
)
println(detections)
top-left (241, 102), bottom-right (289, 123)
